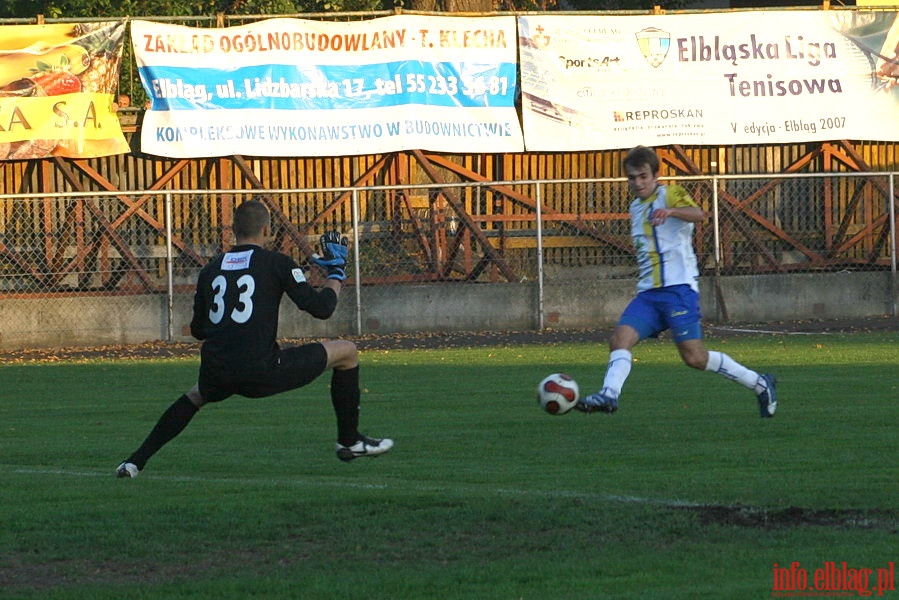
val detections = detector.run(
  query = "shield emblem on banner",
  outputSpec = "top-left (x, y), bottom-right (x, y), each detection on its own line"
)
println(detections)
top-left (532, 25), bottom-right (550, 49)
top-left (635, 27), bottom-right (670, 68)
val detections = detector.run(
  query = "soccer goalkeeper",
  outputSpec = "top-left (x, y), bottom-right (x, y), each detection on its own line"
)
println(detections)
top-left (116, 198), bottom-right (392, 478)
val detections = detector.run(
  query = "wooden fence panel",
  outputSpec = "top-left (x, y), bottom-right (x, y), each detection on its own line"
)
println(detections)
top-left (0, 130), bottom-right (897, 298)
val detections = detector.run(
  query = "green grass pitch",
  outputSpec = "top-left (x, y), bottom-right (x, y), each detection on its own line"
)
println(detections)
top-left (1, 332), bottom-right (897, 599)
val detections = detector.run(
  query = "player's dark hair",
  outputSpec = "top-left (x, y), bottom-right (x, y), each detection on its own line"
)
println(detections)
top-left (233, 199), bottom-right (271, 240)
top-left (623, 145), bottom-right (660, 175)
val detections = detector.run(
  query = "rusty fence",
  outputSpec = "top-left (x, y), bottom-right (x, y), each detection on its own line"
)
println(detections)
top-left (0, 172), bottom-right (896, 342)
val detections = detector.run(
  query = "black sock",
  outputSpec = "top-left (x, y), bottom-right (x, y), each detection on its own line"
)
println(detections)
top-left (126, 395), bottom-right (199, 470)
top-left (331, 367), bottom-right (360, 447)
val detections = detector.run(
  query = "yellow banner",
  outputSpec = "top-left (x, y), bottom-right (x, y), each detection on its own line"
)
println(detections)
top-left (0, 21), bottom-right (129, 160)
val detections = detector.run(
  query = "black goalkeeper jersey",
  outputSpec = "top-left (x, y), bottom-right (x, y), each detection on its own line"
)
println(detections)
top-left (190, 244), bottom-right (337, 369)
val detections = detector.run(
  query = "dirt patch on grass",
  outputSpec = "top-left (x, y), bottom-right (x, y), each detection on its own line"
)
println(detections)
top-left (683, 504), bottom-right (898, 531)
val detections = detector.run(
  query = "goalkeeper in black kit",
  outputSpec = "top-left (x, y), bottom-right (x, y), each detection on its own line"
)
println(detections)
top-left (116, 199), bottom-right (392, 478)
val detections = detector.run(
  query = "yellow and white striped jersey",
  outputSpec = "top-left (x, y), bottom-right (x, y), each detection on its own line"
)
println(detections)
top-left (630, 184), bottom-right (701, 293)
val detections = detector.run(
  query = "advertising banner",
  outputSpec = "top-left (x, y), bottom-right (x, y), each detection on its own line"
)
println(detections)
top-left (519, 11), bottom-right (899, 151)
top-left (0, 22), bottom-right (129, 160)
top-left (132, 16), bottom-right (523, 158)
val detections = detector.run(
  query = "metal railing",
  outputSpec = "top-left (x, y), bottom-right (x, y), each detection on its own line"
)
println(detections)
top-left (0, 172), bottom-right (896, 341)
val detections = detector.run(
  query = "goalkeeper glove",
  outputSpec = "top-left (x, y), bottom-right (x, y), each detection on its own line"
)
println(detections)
top-left (311, 231), bottom-right (349, 281)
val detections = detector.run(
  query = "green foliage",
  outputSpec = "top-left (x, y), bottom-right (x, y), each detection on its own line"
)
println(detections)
top-left (0, 0), bottom-right (688, 18)
top-left (0, 0), bottom-right (392, 18)
top-left (308, 0), bottom-right (387, 12)
top-left (1, 333), bottom-right (897, 598)
top-left (492, 0), bottom-right (690, 10)
top-left (560, 0), bottom-right (689, 11)
top-left (0, 0), bottom-right (212, 19)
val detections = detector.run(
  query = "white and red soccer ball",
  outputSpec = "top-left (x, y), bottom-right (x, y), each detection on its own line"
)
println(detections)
top-left (537, 373), bottom-right (579, 415)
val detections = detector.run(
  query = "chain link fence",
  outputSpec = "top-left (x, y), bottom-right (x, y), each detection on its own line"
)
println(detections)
top-left (1, 173), bottom-right (896, 348)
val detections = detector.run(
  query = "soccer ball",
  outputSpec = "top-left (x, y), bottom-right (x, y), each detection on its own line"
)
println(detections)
top-left (537, 373), bottom-right (579, 415)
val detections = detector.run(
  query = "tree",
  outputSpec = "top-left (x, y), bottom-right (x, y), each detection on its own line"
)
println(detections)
top-left (0, 1), bottom-right (308, 19)
top-left (402, 0), bottom-right (492, 11)
top-left (562, 0), bottom-right (688, 10)
top-left (405, 0), bottom-right (689, 13)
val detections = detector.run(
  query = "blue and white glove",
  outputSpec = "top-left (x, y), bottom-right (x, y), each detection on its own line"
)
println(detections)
top-left (311, 231), bottom-right (349, 281)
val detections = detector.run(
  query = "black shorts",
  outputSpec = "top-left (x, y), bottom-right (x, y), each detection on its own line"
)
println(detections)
top-left (198, 343), bottom-right (329, 403)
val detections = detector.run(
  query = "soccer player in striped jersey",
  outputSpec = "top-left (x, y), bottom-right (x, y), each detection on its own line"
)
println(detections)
top-left (577, 146), bottom-right (777, 418)
top-left (116, 199), bottom-right (392, 478)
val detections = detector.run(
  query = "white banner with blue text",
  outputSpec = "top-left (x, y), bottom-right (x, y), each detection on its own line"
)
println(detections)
top-left (519, 11), bottom-right (899, 151)
top-left (132, 16), bottom-right (522, 157)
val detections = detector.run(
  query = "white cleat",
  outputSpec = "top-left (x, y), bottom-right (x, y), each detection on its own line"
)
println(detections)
top-left (336, 435), bottom-right (394, 462)
top-left (116, 462), bottom-right (140, 478)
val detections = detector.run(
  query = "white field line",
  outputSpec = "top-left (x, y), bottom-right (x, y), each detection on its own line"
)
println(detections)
top-left (6, 465), bottom-right (704, 508)
top-left (709, 326), bottom-right (833, 335)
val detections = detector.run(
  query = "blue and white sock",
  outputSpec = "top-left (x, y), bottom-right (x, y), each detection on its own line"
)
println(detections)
top-left (600, 349), bottom-right (633, 399)
top-left (705, 351), bottom-right (763, 392)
